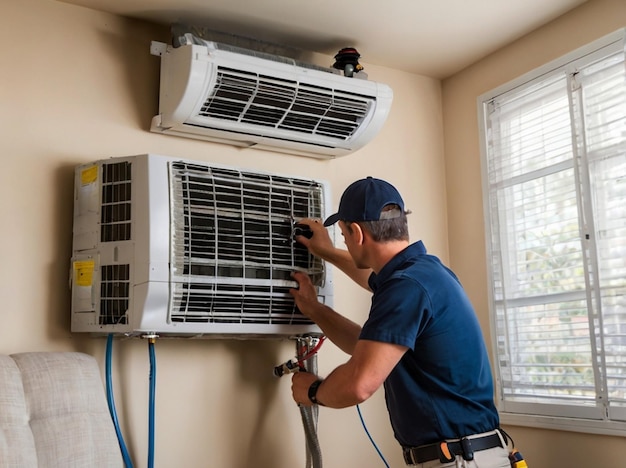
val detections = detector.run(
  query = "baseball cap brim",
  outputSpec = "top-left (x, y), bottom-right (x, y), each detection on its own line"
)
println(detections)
top-left (323, 213), bottom-right (341, 227)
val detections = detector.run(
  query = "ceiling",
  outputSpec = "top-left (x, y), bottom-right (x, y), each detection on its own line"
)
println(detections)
top-left (59, 0), bottom-right (587, 78)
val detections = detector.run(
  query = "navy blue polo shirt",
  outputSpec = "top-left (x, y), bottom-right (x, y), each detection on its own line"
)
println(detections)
top-left (359, 241), bottom-right (499, 447)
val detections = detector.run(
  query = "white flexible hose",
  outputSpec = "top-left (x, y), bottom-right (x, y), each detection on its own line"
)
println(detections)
top-left (297, 337), bottom-right (323, 468)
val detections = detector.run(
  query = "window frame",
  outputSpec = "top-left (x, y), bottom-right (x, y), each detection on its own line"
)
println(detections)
top-left (477, 28), bottom-right (626, 436)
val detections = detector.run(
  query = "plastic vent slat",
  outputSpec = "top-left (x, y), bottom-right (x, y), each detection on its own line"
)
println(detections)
top-left (197, 67), bottom-right (373, 141)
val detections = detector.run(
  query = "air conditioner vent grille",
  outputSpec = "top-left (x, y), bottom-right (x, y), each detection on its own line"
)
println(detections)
top-left (169, 161), bottom-right (325, 325)
top-left (100, 161), bottom-right (132, 242)
top-left (198, 67), bottom-right (373, 140)
top-left (99, 264), bottom-right (129, 325)
top-left (171, 283), bottom-right (310, 324)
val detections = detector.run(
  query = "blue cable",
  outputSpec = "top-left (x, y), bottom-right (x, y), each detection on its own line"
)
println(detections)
top-left (148, 340), bottom-right (157, 468)
top-left (356, 404), bottom-right (390, 468)
top-left (105, 334), bottom-right (134, 468)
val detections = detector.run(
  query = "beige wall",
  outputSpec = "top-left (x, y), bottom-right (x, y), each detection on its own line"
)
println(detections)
top-left (442, 0), bottom-right (626, 466)
top-left (1, 1), bottom-right (446, 466)
top-left (5, 0), bottom-right (623, 466)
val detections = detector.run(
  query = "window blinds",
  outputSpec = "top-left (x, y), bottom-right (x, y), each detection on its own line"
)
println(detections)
top-left (482, 36), bottom-right (626, 422)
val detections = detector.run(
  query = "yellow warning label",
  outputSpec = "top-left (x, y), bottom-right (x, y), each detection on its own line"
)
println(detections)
top-left (80, 166), bottom-right (98, 186)
top-left (74, 260), bottom-right (95, 287)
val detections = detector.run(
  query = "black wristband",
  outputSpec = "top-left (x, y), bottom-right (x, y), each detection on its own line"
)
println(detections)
top-left (308, 379), bottom-right (324, 406)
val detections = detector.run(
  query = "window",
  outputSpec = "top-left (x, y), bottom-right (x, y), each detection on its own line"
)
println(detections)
top-left (478, 30), bottom-right (626, 434)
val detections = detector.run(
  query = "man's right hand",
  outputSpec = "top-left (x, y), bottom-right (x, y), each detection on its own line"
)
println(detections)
top-left (294, 218), bottom-right (373, 292)
top-left (293, 218), bottom-right (334, 260)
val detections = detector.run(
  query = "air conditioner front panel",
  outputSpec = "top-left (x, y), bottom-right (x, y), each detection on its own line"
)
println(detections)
top-left (70, 154), bottom-right (331, 338)
top-left (152, 42), bottom-right (393, 158)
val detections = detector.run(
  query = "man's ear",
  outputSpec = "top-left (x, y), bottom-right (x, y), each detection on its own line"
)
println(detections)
top-left (351, 222), bottom-right (366, 246)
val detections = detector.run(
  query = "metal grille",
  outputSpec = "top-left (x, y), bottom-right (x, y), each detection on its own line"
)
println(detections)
top-left (100, 161), bottom-right (132, 242)
top-left (198, 67), bottom-right (372, 140)
top-left (99, 264), bottom-right (130, 325)
top-left (169, 161), bottom-right (325, 324)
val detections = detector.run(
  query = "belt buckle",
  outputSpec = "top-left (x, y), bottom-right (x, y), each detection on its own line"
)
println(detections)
top-left (460, 437), bottom-right (474, 461)
top-left (437, 442), bottom-right (455, 463)
top-left (403, 447), bottom-right (417, 465)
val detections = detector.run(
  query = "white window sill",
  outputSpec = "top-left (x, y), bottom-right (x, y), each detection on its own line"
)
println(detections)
top-left (500, 412), bottom-right (626, 437)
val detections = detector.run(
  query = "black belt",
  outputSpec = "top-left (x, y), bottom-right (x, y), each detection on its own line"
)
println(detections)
top-left (403, 432), bottom-right (502, 465)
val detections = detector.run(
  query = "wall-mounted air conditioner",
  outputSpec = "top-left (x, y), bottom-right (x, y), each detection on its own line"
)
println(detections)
top-left (149, 37), bottom-right (393, 159)
top-left (70, 154), bottom-right (332, 338)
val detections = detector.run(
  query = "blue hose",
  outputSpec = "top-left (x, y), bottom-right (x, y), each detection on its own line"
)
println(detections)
top-left (148, 339), bottom-right (157, 468)
top-left (105, 334), bottom-right (134, 468)
top-left (356, 404), bottom-right (390, 468)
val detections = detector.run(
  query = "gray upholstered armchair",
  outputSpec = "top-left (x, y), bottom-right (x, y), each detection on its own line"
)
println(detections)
top-left (0, 352), bottom-right (124, 467)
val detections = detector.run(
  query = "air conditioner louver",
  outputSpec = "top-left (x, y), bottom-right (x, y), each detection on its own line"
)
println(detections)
top-left (150, 39), bottom-right (393, 158)
top-left (200, 67), bottom-right (369, 140)
top-left (70, 154), bottom-right (332, 338)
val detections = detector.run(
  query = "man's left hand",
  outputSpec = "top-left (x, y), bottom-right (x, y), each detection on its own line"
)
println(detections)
top-left (291, 371), bottom-right (320, 406)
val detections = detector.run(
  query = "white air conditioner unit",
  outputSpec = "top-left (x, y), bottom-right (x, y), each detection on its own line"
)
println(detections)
top-left (70, 154), bottom-right (332, 338)
top-left (149, 38), bottom-right (393, 159)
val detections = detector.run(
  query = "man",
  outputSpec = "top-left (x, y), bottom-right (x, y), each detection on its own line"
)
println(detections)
top-left (290, 177), bottom-right (511, 467)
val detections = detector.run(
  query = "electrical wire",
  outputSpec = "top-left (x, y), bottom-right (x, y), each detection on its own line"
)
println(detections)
top-left (356, 404), bottom-right (390, 468)
top-left (147, 339), bottom-right (157, 468)
top-left (297, 336), bottom-right (326, 367)
top-left (105, 334), bottom-right (134, 468)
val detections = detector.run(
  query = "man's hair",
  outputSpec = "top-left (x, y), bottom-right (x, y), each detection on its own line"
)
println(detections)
top-left (345, 205), bottom-right (409, 242)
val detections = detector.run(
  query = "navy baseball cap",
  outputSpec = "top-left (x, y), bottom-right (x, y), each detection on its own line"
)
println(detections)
top-left (323, 177), bottom-right (405, 226)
